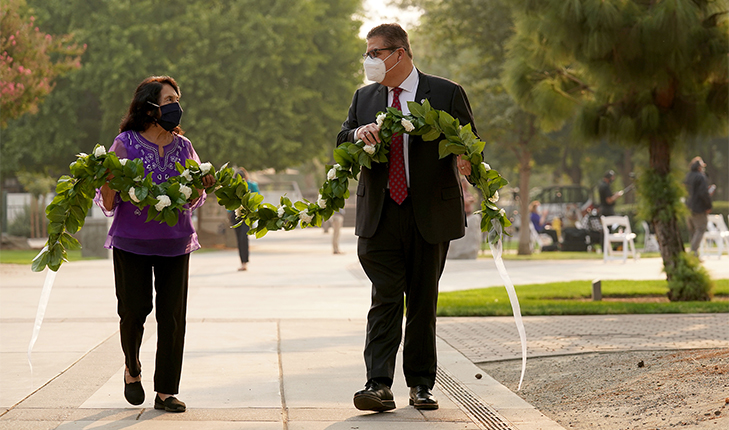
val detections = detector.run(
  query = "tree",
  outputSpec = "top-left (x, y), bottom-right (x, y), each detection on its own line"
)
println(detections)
top-left (0, 0), bottom-right (84, 127)
top-left (504, 0), bottom-right (728, 300)
top-left (1, 0), bottom-right (363, 178)
top-left (404, 0), bottom-right (551, 254)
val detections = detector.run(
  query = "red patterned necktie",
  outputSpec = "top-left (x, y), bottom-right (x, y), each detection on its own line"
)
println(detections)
top-left (388, 87), bottom-right (407, 204)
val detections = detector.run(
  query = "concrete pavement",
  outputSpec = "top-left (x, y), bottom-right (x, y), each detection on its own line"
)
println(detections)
top-left (1, 227), bottom-right (727, 430)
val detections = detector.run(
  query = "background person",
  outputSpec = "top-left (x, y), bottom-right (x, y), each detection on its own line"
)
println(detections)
top-left (337, 23), bottom-right (478, 412)
top-left (684, 156), bottom-right (714, 256)
top-left (598, 170), bottom-right (624, 216)
top-left (229, 167), bottom-right (259, 270)
top-left (96, 76), bottom-right (215, 413)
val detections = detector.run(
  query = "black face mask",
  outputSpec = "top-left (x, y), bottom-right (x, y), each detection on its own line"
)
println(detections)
top-left (148, 101), bottom-right (183, 131)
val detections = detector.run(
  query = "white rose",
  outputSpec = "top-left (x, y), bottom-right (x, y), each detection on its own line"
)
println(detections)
top-left (179, 184), bottom-right (192, 200)
top-left (200, 162), bottom-right (213, 175)
top-left (327, 168), bottom-right (337, 181)
top-left (499, 208), bottom-right (506, 216)
top-left (78, 152), bottom-right (88, 158)
top-left (376, 113), bottom-right (387, 127)
top-left (489, 191), bottom-right (499, 203)
top-left (363, 144), bottom-right (376, 155)
top-left (317, 194), bottom-right (327, 208)
top-left (401, 118), bottom-right (415, 132)
top-left (299, 209), bottom-right (313, 224)
top-left (94, 146), bottom-right (106, 157)
top-left (181, 169), bottom-right (193, 182)
top-left (277, 206), bottom-right (286, 217)
top-left (234, 206), bottom-right (244, 218)
top-left (482, 162), bottom-right (491, 171)
top-left (155, 195), bottom-right (172, 211)
top-left (119, 158), bottom-right (128, 166)
top-left (128, 187), bottom-right (140, 203)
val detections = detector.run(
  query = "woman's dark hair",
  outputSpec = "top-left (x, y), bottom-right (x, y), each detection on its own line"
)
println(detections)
top-left (119, 76), bottom-right (182, 133)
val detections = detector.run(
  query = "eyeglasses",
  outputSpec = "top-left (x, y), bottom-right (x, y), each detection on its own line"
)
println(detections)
top-left (362, 47), bottom-right (400, 60)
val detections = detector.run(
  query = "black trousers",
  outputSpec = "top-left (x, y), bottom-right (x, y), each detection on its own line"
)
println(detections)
top-left (357, 195), bottom-right (449, 389)
top-left (113, 248), bottom-right (190, 394)
top-left (229, 212), bottom-right (250, 264)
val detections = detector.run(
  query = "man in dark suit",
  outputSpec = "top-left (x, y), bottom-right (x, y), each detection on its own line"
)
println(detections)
top-left (337, 23), bottom-right (478, 412)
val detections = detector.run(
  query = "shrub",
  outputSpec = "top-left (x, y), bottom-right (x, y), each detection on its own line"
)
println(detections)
top-left (666, 252), bottom-right (713, 301)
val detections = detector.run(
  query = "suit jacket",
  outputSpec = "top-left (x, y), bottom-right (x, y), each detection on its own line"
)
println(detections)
top-left (337, 70), bottom-right (478, 244)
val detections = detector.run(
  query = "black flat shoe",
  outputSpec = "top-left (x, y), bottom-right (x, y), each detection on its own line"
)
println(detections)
top-left (154, 394), bottom-right (186, 412)
top-left (353, 379), bottom-right (396, 412)
top-left (409, 385), bottom-right (438, 410)
top-left (123, 374), bottom-right (144, 406)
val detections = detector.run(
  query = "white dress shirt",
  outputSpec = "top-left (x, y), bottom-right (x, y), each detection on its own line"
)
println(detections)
top-left (388, 65), bottom-right (419, 187)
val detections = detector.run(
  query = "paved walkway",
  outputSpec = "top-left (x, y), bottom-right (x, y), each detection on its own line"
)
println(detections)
top-left (1, 227), bottom-right (727, 430)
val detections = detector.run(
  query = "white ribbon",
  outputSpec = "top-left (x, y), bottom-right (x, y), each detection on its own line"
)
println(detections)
top-left (489, 220), bottom-right (527, 390)
top-left (28, 257), bottom-right (58, 374)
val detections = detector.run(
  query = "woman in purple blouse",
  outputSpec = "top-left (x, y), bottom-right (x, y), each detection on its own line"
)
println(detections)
top-left (96, 76), bottom-right (214, 413)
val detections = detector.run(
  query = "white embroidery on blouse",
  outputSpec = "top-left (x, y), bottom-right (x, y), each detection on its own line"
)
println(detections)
top-left (129, 132), bottom-right (184, 183)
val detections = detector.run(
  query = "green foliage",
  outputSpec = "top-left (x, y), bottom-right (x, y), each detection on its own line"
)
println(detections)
top-left (636, 167), bottom-right (687, 224)
top-left (31, 101), bottom-right (511, 272)
top-left (0, 0), bottom-right (85, 127)
top-left (1, 0), bottom-right (362, 176)
top-left (665, 252), bottom-right (714, 301)
top-left (505, 0), bottom-right (729, 143)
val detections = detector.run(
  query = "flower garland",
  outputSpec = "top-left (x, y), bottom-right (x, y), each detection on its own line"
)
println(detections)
top-left (32, 100), bottom-right (510, 272)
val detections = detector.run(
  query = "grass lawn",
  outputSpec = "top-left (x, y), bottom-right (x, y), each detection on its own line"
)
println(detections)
top-left (0, 249), bottom-right (93, 264)
top-left (438, 279), bottom-right (729, 316)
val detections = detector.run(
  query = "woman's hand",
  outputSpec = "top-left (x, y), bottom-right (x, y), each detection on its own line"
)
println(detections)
top-left (191, 174), bottom-right (216, 206)
top-left (100, 174), bottom-right (117, 211)
top-left (201, 174), bottom-right (215, 188)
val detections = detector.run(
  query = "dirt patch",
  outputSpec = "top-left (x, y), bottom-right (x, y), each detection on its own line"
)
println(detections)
top-left (478, 349), bottom-right (729, 429)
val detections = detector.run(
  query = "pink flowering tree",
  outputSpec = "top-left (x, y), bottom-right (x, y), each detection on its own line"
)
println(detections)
top-left (0, 0), bottom-right (85, 127)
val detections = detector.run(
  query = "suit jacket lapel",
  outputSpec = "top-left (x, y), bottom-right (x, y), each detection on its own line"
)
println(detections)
top-left (375, 84), bottom-right (388, 113)
top-left (414, 70), bottom-right (431, 107)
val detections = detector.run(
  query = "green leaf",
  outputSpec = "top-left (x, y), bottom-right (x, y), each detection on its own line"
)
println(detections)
top-left (60, 232), bottom-right (82, 250)
top-left (422, 127), bottom-right (441, 142)
top-left (164, 209), bottom-right (179, 226)
top-left (31, 248), bottom-right (50, 272)
top-left (333, 147), bottom-right (354, 166)
top-left (438, 140), bottom-right (451, 159)
top-left (408, 101), bottom-right (425, 118)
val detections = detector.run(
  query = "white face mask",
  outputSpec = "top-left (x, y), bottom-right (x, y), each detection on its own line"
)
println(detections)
top-left (363, 50), bottom-right (400, 83)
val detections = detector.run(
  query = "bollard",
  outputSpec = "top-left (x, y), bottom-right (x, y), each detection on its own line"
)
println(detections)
top-left (592, 279), bottom-right (602, 301)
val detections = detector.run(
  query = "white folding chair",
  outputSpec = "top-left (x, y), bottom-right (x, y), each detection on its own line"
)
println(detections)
top-left (600, 215), bottom-right (637, 263)
top-left (640, 220), bottom-right (659, 253)
top-left (700, 214), bottom-right (729, 258)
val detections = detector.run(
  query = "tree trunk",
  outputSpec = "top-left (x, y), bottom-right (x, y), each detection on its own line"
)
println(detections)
top-left (517, 145), bottom-right (533, 255)
top-left (620, 147), bottom-right (635, 204)
top-left (30, 196), bottom-right (38, 238)
top-left (649, 137), bottom-right (684, 281)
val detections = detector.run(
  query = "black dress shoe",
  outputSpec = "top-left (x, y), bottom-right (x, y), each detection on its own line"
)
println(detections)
top-left (154, 394), bottom-right (186, 412)
top-left (409, 385), bottom-right (438, 410)
top-left (123, 374), bottom-right (144, 406)
top-left (353, 380), bottom-right (396, 411)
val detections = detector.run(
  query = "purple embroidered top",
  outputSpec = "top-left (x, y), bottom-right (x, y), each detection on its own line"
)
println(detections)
top-left (94, 130), bottom-right (207, 256)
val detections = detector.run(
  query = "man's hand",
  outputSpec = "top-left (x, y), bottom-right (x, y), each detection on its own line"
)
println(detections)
top-left (358, 122), bottom-right (381, 146)
top-left (457, 155), bottom-right (471, 176)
